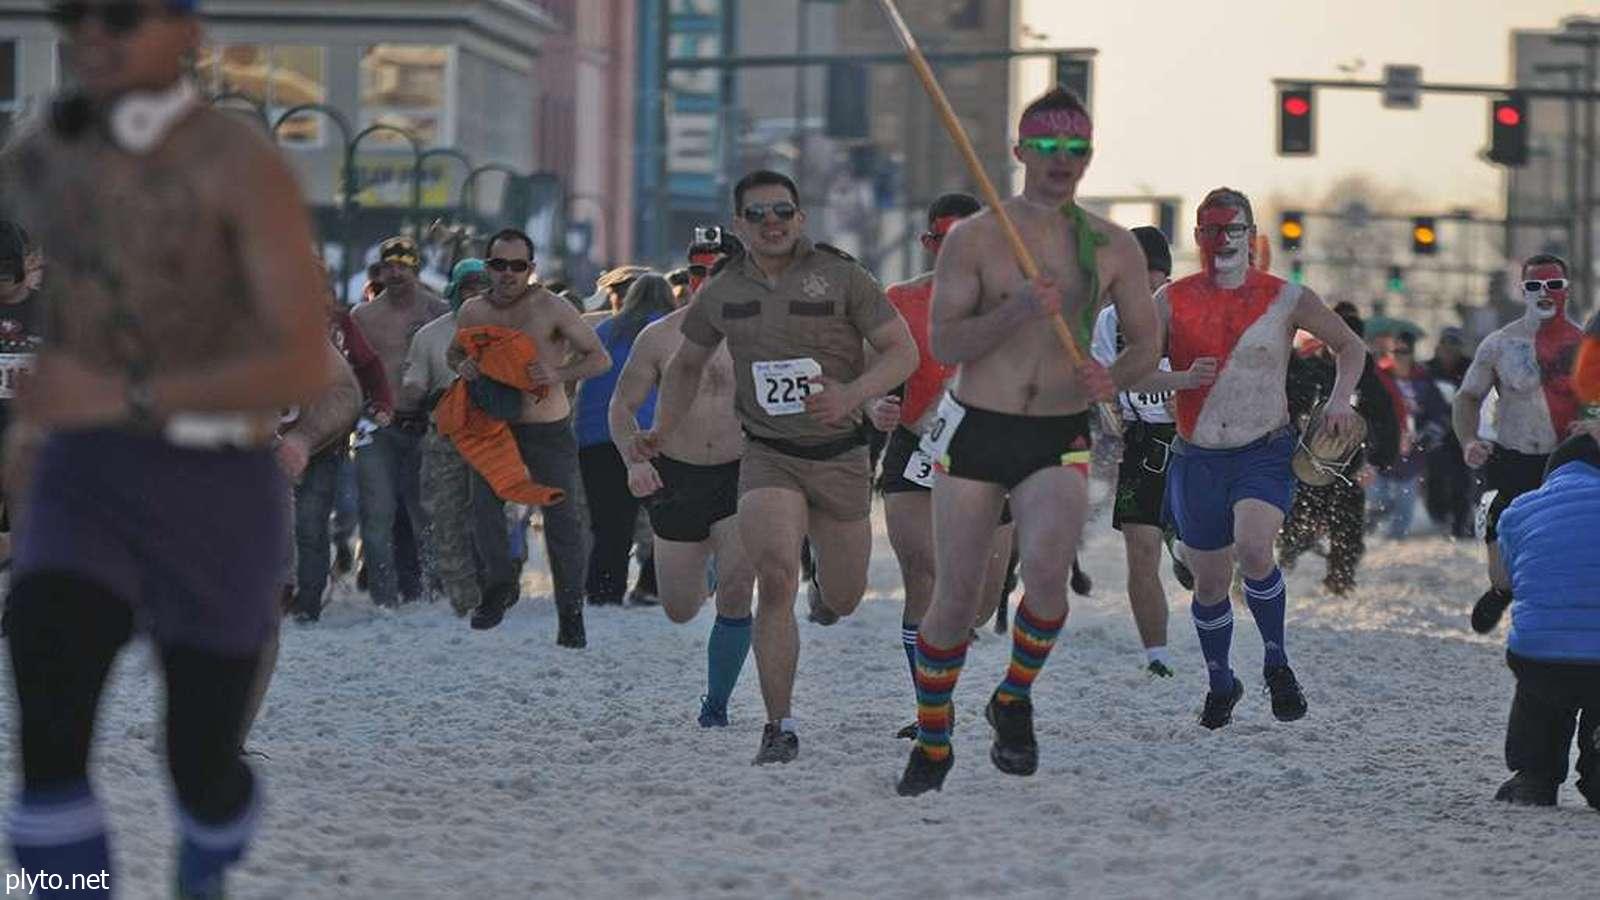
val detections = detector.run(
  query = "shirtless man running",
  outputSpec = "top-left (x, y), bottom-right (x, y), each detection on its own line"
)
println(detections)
top-left (1161, 188), bottom-right (1364, 730)
top-left (0, 2), bottom-right (333, 893)
top-left (609, 271), bottom-right (755, 729)
top-left (451, 228), bottom-right (611, 643)
top-left (897, 88), bottom-right (1160, 795)
top-left (1453, 254), bottom-right (1593, 633)
top-left (633, 169), bottom-right (917, 765)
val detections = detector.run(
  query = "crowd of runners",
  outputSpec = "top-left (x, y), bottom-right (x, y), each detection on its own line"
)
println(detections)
top-left (4, 3), bottom-right (1600, 897)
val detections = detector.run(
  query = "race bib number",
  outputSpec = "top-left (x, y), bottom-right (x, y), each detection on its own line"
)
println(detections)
top-left (902, 447), bottom-right (935, 488)
top-left (918, 392), bottom-right (967, 463)
top-left (753, 358), bottom-right (823, 416)
top-left (0, 352), bottom-right (35, 400)
top-left (1128, 390), bottom-right (1173, 416)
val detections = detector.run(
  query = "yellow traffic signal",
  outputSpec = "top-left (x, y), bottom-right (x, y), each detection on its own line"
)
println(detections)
top-left (1279, 211), bottom-right (1304, 252)
top-left (1412, 216), bottom-right (1438, 255)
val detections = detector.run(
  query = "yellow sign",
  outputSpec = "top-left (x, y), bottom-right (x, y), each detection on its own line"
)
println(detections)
top-left (342, 156), bottom-right (452, 208)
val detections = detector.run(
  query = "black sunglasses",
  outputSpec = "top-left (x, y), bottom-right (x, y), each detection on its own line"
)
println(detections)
top-left (687, 264), bottom-right (708, 278)
top-left (49, 2), bottom-right (172, 36)
top-left (487, 258), bottom-right (532, 274)
top-left (1522, 278), bottom-right (1568, 293)
top-left (740, 202), bottom-right (798, 224)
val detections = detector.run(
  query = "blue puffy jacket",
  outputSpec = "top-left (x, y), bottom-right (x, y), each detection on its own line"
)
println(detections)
top-left (1500, 460), bottom-right (1600, 664)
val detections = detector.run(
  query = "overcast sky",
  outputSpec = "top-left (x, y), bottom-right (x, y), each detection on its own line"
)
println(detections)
top-left (1015, 0), bottom-right (1594, 228)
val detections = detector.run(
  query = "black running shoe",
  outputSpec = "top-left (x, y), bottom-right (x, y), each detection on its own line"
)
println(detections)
top-left (1263, 665), bottom-right (1308, 721)
top-left (1471, 588), bottom-right (1512, 634)
top-left (984, 692), bottom-right (1038, 776)
top-left (1494, 772), bottom-right (1558, 807)
top-left (1070, 561), bottom-right (1092, 597)
top-left (752, 722), bottom-right (799, 765)
top-left (895, 745), bottom-right (953, 796)
top-left (556, 605), bottom-right (587, 649)
top-left (470, 595), bottom-right (506, 631)
top-left (1198, 676), bottom-right (1245, 730)
top-left (806, 580), bottom-right (838, 626)
top-left (290, 592), bottom-right (322, 624)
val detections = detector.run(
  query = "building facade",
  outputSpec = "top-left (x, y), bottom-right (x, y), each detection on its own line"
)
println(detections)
top-left (0, 0), bottom-right (566, 287)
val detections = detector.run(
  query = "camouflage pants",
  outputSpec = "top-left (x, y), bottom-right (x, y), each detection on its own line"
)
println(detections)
top-left (421, 430), bottom-right (480, 615)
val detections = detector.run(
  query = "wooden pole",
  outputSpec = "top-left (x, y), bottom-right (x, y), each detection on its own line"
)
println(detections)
top-left (874, 0), bottom-right (1121, 431)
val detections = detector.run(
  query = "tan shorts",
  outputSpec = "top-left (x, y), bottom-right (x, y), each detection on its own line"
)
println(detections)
top-left (739, 440), bottom-right (872, 522)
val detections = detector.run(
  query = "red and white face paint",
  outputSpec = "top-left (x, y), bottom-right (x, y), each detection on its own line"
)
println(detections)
top-left (688, 251), bottom-right (720, 295)
top-left (1522, 262), bottom-right (1568, 323)
top-left (1195, 204), bottom-right (1252, 282)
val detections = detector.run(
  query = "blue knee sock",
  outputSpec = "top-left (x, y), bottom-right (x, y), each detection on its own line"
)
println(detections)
top-left (1244, 567), bottom-right (1288, 669)
top-left (177, 784), bottom-right (261, 897)
top-left (705, 615), bottom-right (752, 712)
top-left (9, 781), bottom-right (112, 897)
top-left (1191, 597), bottom-right (1237, 695)
top-left (901, 622), bottom-right (919, 688)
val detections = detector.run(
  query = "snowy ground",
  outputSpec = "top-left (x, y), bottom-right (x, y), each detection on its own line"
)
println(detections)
top-left (2, 506), bottom-right (1597, 899)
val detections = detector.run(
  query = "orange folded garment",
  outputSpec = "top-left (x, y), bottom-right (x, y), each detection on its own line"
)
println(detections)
top-left (436, 325), bottom-right (565, 507)
top-left (1576, 334), bottom-right (1600, 405)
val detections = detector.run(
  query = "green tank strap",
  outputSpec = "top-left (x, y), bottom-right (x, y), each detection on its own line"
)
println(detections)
top-left (1061, 202), bottom-right (1107, 347)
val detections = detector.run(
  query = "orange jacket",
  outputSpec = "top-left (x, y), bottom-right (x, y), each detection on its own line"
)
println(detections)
top-left (436, 325), bottom-right (565, 507)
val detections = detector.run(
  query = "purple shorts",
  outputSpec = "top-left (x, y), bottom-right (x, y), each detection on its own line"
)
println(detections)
top-left (13, 429), bottom-right (288, 656)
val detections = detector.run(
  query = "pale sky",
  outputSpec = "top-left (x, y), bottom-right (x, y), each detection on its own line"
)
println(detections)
top-left (1017, 0), bottom-right (1594, 229)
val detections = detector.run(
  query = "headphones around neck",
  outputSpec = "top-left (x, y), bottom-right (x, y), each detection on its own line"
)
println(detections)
top-left (50, 78), bottom-right (199, 155)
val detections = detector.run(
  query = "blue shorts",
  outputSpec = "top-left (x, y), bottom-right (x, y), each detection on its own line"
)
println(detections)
top-left (13, 429), bottom-right (288, 656)
top-left (1163, 426), bottom-right (1297, 552)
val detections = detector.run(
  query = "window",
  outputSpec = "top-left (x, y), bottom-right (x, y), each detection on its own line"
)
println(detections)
top-left (360, 45), bottom-right (451, 147)
top-left (195, 44), bottom-right (327, 146)
top-left (0, 41), bottom-right (17, 139)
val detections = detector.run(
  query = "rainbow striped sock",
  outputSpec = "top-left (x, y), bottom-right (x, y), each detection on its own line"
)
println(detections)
top-left (912, 633), bottom-right (969, 761)
top-left (995, 598), bottom-right (1066, 705)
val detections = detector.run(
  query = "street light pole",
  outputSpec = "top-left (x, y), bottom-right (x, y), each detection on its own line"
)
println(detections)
top-left (272, 103), bottom-right (357, 303)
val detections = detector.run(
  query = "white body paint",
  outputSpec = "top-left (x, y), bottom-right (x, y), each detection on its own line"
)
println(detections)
top-left (1459, 318), bottom-right (1559, 454)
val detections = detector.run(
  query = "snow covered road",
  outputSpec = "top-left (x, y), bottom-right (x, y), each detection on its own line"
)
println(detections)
top-left (2, 520), bottom-right (1595, 899)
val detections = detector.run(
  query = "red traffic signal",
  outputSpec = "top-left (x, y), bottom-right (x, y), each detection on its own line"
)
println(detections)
top-left (1489, 95), bottom-right (1528, 167)
top-left (1277, 87), bottom-right (1315, 156)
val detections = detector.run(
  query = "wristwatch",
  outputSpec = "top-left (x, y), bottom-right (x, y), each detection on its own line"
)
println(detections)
top-left (125, 375), bottom-right (156, 427)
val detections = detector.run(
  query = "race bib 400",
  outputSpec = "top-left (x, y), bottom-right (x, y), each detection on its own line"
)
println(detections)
top-left (753, 358), bottom-right (823, 416)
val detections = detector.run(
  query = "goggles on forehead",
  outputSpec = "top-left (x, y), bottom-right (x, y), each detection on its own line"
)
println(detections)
top-left (1523, 278), bottom-right (1568, 293)
top-left (1019, 136), bottom-right (1092, 158)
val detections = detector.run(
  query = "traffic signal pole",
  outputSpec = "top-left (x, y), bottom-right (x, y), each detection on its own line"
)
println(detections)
top-left (1272, 75), bottom-right (1600, 317)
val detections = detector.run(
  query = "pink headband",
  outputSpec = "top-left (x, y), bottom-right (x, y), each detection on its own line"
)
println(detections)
top-left (1018, 108), bottom-right (1093, 140)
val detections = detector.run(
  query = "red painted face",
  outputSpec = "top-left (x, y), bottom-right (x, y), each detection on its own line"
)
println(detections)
top-left (1522, 262), bottom-right (1568, 322)
top-left (920, 215), bottom-right (964, 256)
top-left (688, 251), bottom-right (721, 294)
top-left (1195, 205), bottom-right (1251, 280)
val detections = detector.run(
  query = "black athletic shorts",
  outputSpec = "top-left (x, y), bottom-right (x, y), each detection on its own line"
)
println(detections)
top-left (645, 455), bottom-right (741, 543)
top-left (1483, 445), bottom-right (1549, 543)
top-left (1113, 420), bottom-right (1176, 531)
top-left (878, 426), bottom-right (1012, 524)
top-left (936, 400), bottom-right (1092, 491)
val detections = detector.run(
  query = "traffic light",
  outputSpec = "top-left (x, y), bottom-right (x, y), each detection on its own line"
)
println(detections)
top-left (1387, 265), bottom-right (1405, 292)
top-left (1054, 55), bottom-right (1093, 109)
top-left (1489, 95), bottom-right (1529, 166)
top-left (1279, 211), bottom-right (1305, 252)
top-left (1277, 87), bottom-right (1314, 156)
top-left (1290, 260), bottom-right (1304, 284)
top-left (1411, 216), bottom-right (1438, 255)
